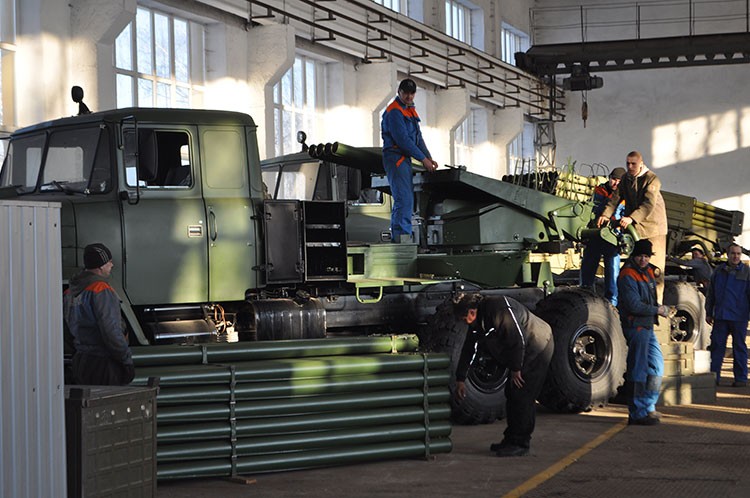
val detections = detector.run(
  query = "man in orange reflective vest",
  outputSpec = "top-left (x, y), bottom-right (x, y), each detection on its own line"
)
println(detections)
top-left (381, 78), bottom-right (439, 242)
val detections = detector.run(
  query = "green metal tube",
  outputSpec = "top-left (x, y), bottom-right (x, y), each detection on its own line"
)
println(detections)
top-left (155, 370), bottom-right (451, 405)
top-left (157, 438), bottom-right (452, 479)
top-left (133, 353), bottom-right (449, 386)
top-left (157, 387), bottom-right (450, 423)
top-left (157, 421), bottom-right (452, 461)
top-left (132, 335), bottom-right (419, 367)
top-left (157, 405), bottom-right (451, 442)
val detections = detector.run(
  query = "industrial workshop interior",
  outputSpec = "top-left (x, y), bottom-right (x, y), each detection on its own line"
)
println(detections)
top-left (1, 0), bottom-right (750, 496)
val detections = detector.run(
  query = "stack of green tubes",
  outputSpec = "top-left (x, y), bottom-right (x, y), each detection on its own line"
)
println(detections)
top-left (130, 335), bottom-right (452, 480)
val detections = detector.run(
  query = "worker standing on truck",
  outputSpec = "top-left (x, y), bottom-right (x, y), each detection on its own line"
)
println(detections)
top-left (598, 151), bottom-right (668, 302)
top-left (453, 294), bottom-right (554, 456)
top-left (381, 78), bottom-right (439, 243)
top-left (705, 243), bottom-right (750, 387)
top-left (617, 239), bottom-right (671, 425)
top-left (580, 166), bottom-right (626, 305)
top-left (64, 243), bottom-right (134, 386)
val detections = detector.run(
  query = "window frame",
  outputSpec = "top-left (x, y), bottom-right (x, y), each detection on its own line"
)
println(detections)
top-left (114, 5), bottom-right (204, 108)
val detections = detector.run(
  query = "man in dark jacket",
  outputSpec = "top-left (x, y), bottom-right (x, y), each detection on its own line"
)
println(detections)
top-left (381, 78), bottom-right (439, 243)
top-left (617, 239), bottom-right (670, 425)
top-left (64, 243), bottom-right (134, 385)
top-left (453, 294), bottom-right (554, 456)
top-left (705, 243), bottom-right (750, 387)
top-left (580, 166), bottom-right (626, 305)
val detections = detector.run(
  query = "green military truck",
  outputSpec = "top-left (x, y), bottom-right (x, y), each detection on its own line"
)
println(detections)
top-left (0, 103), bottom-right (741, 423)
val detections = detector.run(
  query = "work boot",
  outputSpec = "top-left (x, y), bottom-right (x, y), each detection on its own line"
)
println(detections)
top-left (731, 381), bottom-right (747, 388)
top-left (495, 444), bottom-right (529, 457)
top-left (648, 410), bottom-right (662, 420)
top-left (489, 441), bottom-right (509, 452)
top-left (628, 415), bottom-right (660, 426)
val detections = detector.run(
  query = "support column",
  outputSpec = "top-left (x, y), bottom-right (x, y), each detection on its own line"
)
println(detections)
top-left (70, 0), bottom-right (136, 113)
top-left (245, 24), bottom-right (295, 159)
top-left (490, 107), bottom-right (524, 177)
top-left (355, 62), bottom-right (397, 144)
top-left (431, 87), bottom-right (470, 166)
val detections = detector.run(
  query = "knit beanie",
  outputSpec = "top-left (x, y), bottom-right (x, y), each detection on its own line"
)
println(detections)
top-left (83, 243), bottom-right (112, 269)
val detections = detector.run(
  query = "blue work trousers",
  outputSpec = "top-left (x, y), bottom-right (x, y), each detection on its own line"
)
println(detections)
top-left (710, 319), bottom-right (748, 383)
top-left (623, 325), bottom-right (663, 419)
top-left (383, 153), bottom-right (413, 241)
top-left (580, 237), bottom-right (621, 306)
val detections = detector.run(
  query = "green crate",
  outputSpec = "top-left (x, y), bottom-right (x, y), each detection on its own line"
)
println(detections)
top-left (65, 385), bottom-right (158, 497)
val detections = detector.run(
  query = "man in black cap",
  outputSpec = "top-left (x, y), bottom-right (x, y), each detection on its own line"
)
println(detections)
top-left (381, 78), bottom-right (439, 243)
top-left (453, 293), bottom-right (553, 456)
top-left (63, 243), bottom-right (134, 385)
top-left (617, 239), bottom-right (670, 425)
top-left (580, 166), bottom-right (626, 305)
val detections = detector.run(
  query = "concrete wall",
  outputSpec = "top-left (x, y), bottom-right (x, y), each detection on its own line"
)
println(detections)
top-left (535, 0), bottom-right (750, 248)
top-left (7, 0), bottom-right (746, 247)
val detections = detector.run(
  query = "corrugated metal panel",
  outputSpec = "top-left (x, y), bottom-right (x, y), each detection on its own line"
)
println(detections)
top-left (0, 200), bottom-right (66, 498)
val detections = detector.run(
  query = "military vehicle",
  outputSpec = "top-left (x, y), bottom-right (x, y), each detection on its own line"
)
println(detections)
top-left (0, 98), bottom-right (742, 423)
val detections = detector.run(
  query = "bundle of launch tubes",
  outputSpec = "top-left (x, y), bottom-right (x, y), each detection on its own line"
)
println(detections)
top-left (130, 335), bottom-right (453, 480)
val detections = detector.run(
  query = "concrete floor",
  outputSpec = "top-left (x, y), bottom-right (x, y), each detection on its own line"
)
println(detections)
top-left (157, 359), bottom-right (750, 497)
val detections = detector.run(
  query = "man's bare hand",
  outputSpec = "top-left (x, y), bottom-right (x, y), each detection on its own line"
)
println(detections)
top-left (455, 381), bottom-right (466, 400)
top-left (422, 158), bottom-right (439, 172)
top-left (596, 215), bottom-right (609, 228)
top-left (619, 216), bottom-right (634, 229)
top-left (511, 370), bottom-right (525, 389)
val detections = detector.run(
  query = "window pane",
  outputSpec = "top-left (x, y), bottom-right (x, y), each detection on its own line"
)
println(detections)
top-left (306, 60), bottom-right (316, 110)
top-left (154, 13), bottom-right (171, 79)
top-left (116, 74), bottom-right (134, 107)
top-left (175, 85), bottom-right (189, 107)
top-left (274, 108), bottom-right (281, 156)
top-left (115, 23), bottom-right (132, 70)
top-left (156, 82), bottom-right (171, 107)
top-left (138, 78), bottom-right (153, 106)
top-left (281, 71), bottom-right (292, 107)
top-left (136, 8), bottom-right (153, 74)
top-left (174, 19), bottom-right (189, 83)
top-left (293, 58), bottom-right (303, 108)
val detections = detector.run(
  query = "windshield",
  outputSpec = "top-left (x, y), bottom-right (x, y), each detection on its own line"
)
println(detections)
top-left (0, 125), bottom-right (111, 195)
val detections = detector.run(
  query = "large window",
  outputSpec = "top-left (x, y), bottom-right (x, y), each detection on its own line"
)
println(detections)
top-left (445, 0), bottom-right (472, 44)
top-left (454, 109), bottom-right (485, 168)
top-left (500, 23), bottom-right (530, 66)
top-left (372, 0), bottom-right (406, 14)
top-left (273, 56), bottom-right (327, 157)
top-left (115, 6), bottom-right (204, 108)
top-left (508, 121), bottom-right (536, 173)
top-left (445, 0), bottom-right (483, 49)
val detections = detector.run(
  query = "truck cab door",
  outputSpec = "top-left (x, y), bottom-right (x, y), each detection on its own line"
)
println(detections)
top-left (199, 126), bottom-right (260, 301)
top-left (119, 126), bottom-right (208, 306)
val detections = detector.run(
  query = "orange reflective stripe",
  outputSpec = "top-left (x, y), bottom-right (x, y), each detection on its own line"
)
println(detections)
top-left (395, 156), bottom-right (406, 167)
top-left (86, 281), bottom-right (113, 293)
top-left (385, 100), bottom-right (420, 119)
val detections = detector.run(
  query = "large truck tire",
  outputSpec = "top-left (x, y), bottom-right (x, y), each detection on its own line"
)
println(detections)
top-left (663, 281), bottom-right (709, 350)
top-left (421, 300), bottom-right (507, 425)
top-left (535, 288), bottom-right (627, 413)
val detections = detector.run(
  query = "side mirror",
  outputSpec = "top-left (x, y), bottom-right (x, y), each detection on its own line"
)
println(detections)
top-left (71, 86), bottom-right (92, 115)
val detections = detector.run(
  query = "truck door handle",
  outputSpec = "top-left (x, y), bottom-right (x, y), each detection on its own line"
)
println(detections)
top-left (209, 210), bottom-right (218, 241)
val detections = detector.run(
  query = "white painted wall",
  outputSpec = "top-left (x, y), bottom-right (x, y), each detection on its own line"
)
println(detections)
top-left (535, 0), bottom-right (750, 248)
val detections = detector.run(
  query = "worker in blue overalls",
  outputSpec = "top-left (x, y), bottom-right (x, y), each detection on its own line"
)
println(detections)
top-left (381, 78), bottom-right (439, 243)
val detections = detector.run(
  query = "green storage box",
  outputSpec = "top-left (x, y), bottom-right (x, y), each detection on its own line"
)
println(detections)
top-left (65, 385), bottom-right (158, 497)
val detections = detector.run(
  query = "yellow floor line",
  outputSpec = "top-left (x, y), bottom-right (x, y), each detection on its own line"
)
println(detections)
top-left (501, 420), bottom-right (628, 498)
